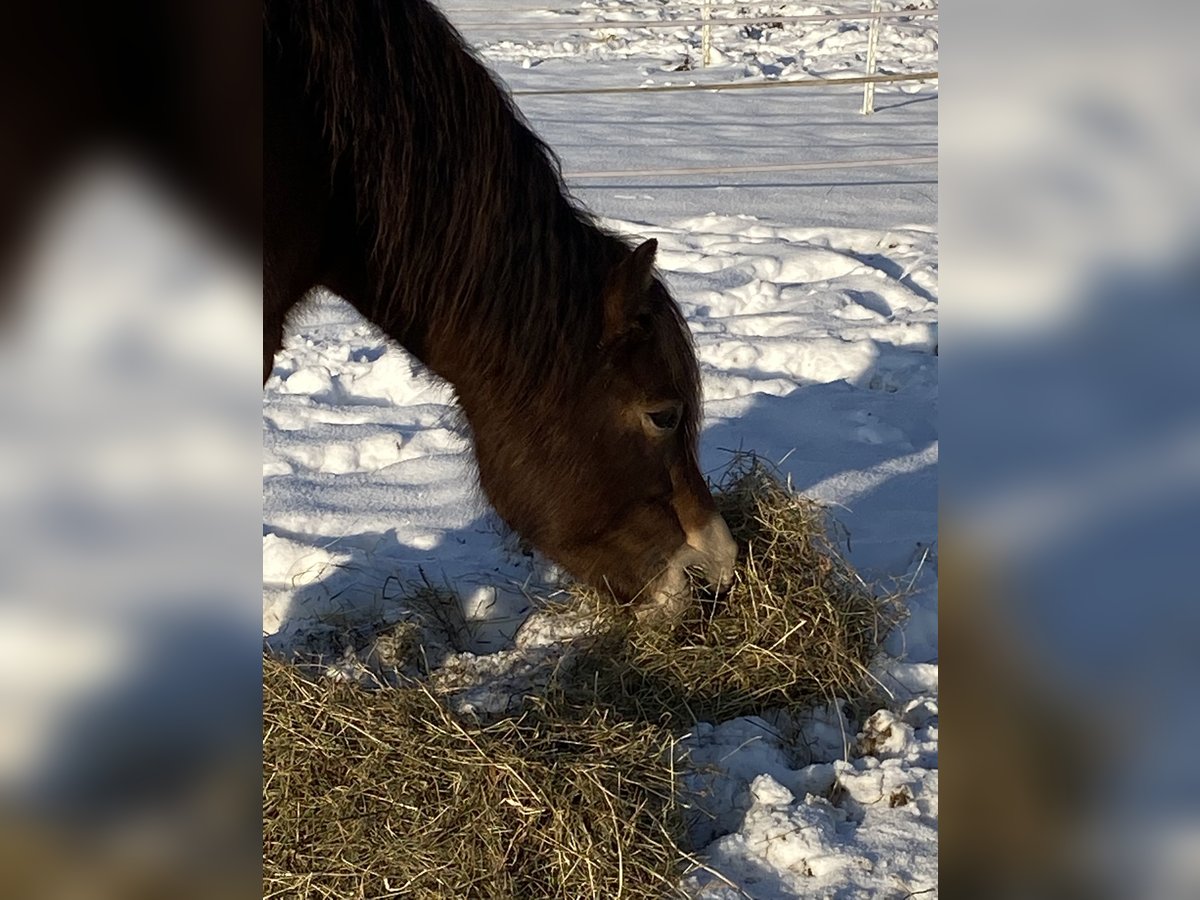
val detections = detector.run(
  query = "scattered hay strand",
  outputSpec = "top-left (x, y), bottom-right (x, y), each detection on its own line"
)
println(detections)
top-left (561, 454), bottom-right (901, 727)
top-left (263, 656), bottom-right (691, 900)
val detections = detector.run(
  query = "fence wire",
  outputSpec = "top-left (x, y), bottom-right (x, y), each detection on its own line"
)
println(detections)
top-left (563, 155), bottom-right (937, 179)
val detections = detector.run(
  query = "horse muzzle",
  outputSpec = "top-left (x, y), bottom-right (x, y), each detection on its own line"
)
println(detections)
top-left (641, 512), bottom-right (738, 622)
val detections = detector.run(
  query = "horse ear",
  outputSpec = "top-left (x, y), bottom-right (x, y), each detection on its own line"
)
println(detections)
top-left (603, 239), bottom-right (658, 342)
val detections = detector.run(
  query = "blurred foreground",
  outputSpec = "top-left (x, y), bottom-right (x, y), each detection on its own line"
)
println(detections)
top-left (943, 3), bottom-right (1200, 898)
top-left (0, 3), bottom-right (260, 898)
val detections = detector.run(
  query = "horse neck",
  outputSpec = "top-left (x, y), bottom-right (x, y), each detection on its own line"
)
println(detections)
top-left (301, 0), bottom-right (626, 402)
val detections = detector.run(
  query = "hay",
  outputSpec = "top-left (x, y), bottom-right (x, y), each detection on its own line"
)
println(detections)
top-left (560, 454), bottom-right (900, 727)
top-left (263, 657), bottom-right (691, 900)
top-left (263, 453), bottom-right (901, 897)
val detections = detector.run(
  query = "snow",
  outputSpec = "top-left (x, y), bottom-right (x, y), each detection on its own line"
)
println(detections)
top-left (264, 2), bottom-right (937, 895)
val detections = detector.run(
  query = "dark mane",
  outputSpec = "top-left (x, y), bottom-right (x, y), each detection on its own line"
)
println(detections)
top-left (265, 0), bottom-right (655, 396)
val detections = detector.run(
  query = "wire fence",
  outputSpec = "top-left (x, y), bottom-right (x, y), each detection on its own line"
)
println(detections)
top-left (511, 70), bottom-right (937, 96)
top-left (452, 10), bottom-right (939, 31)
top-left (564, 155), bottom-right (938, 179)
top-left (453, 2), bottom-right (937, 184)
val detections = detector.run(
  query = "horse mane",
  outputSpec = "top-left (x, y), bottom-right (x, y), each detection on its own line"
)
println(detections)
top-left (265, 0), bottom-right (675, 400)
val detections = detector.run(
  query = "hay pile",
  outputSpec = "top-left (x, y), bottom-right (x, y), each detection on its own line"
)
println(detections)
top-left (263, 656), bottom-right (691, 900)
top-left (561, 455), bottom-right (900, 727)
top-left (263, 456), bottom-right (899, 897)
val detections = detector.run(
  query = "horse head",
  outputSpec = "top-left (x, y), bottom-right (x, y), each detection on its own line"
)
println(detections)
top-left (462, 239), bottom-right (737, 620)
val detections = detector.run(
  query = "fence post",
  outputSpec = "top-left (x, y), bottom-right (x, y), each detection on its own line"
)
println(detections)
top-left (701, 0), bottom-right (712, 67)
top-left (862, 0), bottom-right (881, 114)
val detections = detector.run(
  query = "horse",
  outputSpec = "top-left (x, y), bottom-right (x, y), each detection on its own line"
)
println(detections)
top-left (263, 0), bottom-right (737, 618)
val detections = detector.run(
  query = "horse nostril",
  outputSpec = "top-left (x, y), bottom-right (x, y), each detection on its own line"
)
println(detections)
top-left (662, 512), bottom-right (738, 592)
top-left (693, 567), bottom-right (733, 598)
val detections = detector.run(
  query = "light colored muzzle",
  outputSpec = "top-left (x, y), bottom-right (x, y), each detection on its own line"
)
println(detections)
top-left (642, 512), bottom-right (738, 622)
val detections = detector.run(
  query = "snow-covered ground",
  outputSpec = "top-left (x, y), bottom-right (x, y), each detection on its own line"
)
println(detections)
top-left (264, 3), bottom-right (938, 895)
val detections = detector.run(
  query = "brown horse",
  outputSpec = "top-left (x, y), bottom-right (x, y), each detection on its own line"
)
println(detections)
top-left (264, 0), bottom-right (736, 617)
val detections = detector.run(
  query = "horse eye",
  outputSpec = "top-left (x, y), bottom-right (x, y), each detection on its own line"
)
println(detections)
top-left (646, 405), bottom-right (681, 432)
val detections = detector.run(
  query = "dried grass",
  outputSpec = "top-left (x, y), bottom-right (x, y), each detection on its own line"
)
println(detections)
top-left (263, 657), bottom-right (691, 900)
top-left (559, 454), bottom-right (901, 727)
top-left (263, 453), bottom-right (900, 897)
